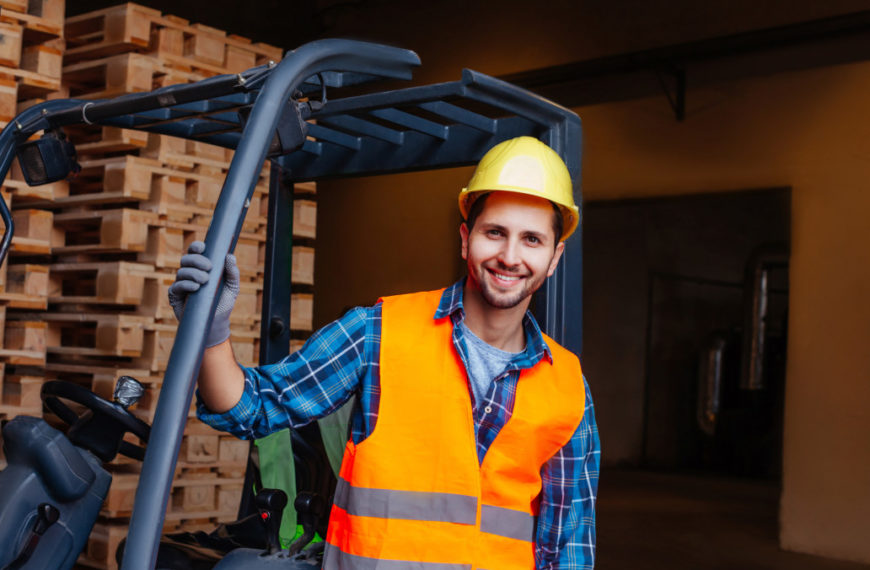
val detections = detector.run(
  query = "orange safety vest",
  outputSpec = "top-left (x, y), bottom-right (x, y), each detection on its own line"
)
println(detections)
top-left (324, 289), bottom-right (585, 570)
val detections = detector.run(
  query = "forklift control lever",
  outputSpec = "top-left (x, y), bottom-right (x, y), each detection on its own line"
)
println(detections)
top-left (7, 503), bottom-right (60, 569)
top-left (287, 491), bottom-right (326, 556)
top-left (255, 489), bottom-right (288, 554)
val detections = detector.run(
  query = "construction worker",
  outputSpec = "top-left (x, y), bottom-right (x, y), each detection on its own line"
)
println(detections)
top-left (170, 136), bottom-right (600, 569)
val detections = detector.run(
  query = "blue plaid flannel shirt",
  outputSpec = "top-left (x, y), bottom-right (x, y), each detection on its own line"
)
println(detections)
top-left (198, 279), bottom-right (600, 569)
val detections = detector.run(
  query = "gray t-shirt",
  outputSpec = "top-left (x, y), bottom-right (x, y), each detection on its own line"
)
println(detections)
top-left (457, 320), bottom-right (523, 404)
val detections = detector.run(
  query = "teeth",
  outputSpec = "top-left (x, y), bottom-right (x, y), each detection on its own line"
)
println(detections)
top-left (491, 271), bottom-right (520, 282)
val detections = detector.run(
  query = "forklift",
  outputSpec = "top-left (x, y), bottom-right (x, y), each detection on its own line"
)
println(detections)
top-left (0, 39), bottom-right (583, 569)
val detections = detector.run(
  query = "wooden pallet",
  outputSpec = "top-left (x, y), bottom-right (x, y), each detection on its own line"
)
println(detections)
top-left (48, 261), bottom-right (173, 317)
top-left (50, 208), bottom-right (258, 262)
top-left (0, 46), bottom-right (62, 98)
top-left (141, 173), bottom-right (209, 223)
top-left (230, 280), bottom-right (262, 327)
top-left (232, 237), bottom-right (265, 280)
top-left (0, 5), bottom-right (64, 105)
top-left (126, 318), bottom-right (258, 374)
top-left (100, 420), bottom-right (248, 513)
top-left (133, 320), bottom-right (175, 373)
top-left (0, 263), bottom-right (48, 308)
top-left (141, 171), bottom-right (269, 233)
top-left (1, 319), bottom-right (45, 362)
top-left (293, 199), bottom-right (317, 239)
top-left (0, 74), bottom-right (17, 123)
top-left (0, 366), bottom-right (45, 416)
top-left (3, 161), bottom-right (66, 202)
top-left (30, 155), bottom-right (268, 219)
top-left (20, 41), bottom-right (62, 78)
top-left (0, 0), bottom-right (64, 44)
top-left (290, 293), bottom-right (313, 332)
top-left (63, 52), bottom-right (203, 99)
top-left (141, 133), bottom-right (232, 171)
top-left (228, 327), bottom-right (259, 368)
top-left (69, 125), bottom-right (149, 155)
top-left (51, 155), bottom-right (162, 207)
top-left (101, 466), bottom-right (244, 520)
top-left (82, 522), bottom-right (127, 570)
top-left (83, 464), bottom-right (247, 568)
top-left (0, 21), bottom-right (23, 68)
top-left (0, 1), bottom-right (29, 13)
top-left (11, 311), bottom-right (152, 358)
top-left (137, 219), bottom-right (266, 274)
top-left (292, 246), bottom-right (315, 285)
top-left (65, 3), bottom-right (282, 73)
top-left (10, 208), bottom-right (52, 254)
top-left (51, 208), bottom-right (155, 254)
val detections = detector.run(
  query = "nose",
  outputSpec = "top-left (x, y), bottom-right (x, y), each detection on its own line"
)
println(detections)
top-left (497, 236), bottom-right (522, 268)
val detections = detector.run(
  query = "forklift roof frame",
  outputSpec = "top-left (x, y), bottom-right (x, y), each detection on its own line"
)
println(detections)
top-left (0, 39), bottom-right (583, 569)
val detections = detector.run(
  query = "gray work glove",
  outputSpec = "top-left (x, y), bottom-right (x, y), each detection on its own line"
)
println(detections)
top-left (168, 240), bottom-right (240, 347)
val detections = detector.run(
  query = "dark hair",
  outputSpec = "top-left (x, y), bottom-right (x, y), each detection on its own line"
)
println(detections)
top-left (465, 192), bottom-right (563, 244)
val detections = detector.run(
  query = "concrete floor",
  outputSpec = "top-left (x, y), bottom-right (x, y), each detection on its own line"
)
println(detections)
top-left (597, 470), bottom-right (869, 570)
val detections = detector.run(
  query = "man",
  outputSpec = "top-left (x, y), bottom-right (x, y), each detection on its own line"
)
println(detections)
top-left (170, 136), bottom-right (600, 569)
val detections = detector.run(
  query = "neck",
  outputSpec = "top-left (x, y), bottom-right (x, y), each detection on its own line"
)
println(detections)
top-left (462, 280), bottom-right (528, 353)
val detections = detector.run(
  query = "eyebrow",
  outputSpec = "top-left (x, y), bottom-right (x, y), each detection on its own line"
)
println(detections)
top-left (478, 222), bottom-right (507, 233)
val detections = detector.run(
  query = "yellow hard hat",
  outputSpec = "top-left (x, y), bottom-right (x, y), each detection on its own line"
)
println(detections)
top-left (459, 136), bottom-right (579, 241)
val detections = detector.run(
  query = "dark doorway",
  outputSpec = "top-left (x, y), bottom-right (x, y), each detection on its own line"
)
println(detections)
top-left (582, 188), bottom-right (790, 480)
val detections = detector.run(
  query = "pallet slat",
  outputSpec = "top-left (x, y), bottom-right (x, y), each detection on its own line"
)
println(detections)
top-left (64, 3), bottom-right (282, 73)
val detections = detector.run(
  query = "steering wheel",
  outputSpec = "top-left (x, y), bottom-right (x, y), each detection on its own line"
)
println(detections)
top-left (41, 380), bottom-right (151, 461)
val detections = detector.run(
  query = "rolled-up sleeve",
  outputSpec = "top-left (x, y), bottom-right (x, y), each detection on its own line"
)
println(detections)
top-left (197, 305), bottom-right (373, 440)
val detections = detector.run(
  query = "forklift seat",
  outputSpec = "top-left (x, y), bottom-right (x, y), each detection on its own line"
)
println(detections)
top-left (0, 416), bottom-right (111, 569)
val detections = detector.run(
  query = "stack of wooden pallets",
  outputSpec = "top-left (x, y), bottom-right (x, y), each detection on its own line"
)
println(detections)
top-left (0, 3), bottom-right (319, 568)
top-left (0, 0), bottom-right (65, 424)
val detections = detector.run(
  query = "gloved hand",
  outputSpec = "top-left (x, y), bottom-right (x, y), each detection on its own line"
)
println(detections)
top-left (168, 240), bottom-right (240, 347)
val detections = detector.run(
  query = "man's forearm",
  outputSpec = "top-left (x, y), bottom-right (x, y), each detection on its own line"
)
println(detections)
top-left (197, 339), bottom-right (246, 413)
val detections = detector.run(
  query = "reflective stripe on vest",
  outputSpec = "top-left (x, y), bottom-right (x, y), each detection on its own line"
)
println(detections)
top-left (480, 505), bottom-right (535, 542)
top-left (324, 543), bottom-right (472, 570)
top-left (325, 289), bottom-right (584, 569)
top-left (334, 477), bottom-right (478, 525)
top-left (334, 477), bottom-right (535, 541)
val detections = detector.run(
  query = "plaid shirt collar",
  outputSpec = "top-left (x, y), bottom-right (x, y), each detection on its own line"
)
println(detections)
top-left (434, 278), bottom-right (554, 366)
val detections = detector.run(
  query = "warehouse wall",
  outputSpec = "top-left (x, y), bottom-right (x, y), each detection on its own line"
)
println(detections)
top-left (315, 168), bottom-right (468, 319)
top-left (578, 62), bottom-right (870, 563)
top-left (313, 0), bottom-right (870, 564)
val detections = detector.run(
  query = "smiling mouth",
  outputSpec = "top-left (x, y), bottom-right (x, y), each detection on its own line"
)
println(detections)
top-left (488, 268), bottom-right (525, 284)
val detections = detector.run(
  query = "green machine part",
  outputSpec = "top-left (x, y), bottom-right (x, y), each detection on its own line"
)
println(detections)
top-left (254, 397), bottom-right (354, 546)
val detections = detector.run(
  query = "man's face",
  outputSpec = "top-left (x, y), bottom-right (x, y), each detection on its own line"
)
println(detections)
top-left (461, 191), bottom-right (565, 310)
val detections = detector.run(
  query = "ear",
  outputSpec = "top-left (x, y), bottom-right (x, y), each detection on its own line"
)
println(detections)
top-left (546, 241), bottom-right (565, 277)
top-left (460, 223), bottom-right (469, 260)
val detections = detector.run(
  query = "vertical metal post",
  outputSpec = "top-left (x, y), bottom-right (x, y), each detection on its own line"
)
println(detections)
top-left (534, 121), bottom-right (583, 357)
top-left (236, 162), bottom-right (295, 519)
top-left (0, 143), bottom-right (17, 266)
top-left (259, 163), bottom-right (294, 365)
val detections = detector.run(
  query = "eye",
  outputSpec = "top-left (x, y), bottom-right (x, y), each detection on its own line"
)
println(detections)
top-left (485, 228), bottom-right (504, 238)
top-left (525, 234), bottom-right (542, 245)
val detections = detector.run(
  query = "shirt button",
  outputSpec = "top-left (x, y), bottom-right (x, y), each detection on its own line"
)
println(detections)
top-left (484, 405), bottom-right (493, 414)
